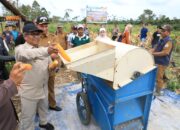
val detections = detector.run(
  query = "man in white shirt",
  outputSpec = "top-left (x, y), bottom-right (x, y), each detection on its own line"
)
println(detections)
top-left (67, 25), bottom-right (77, 48)
top-left (15, 23), bottom-right (58, 130)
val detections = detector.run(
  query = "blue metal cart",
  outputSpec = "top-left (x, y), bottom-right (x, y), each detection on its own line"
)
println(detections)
top-left (76, 68), bottom-right (156, 130)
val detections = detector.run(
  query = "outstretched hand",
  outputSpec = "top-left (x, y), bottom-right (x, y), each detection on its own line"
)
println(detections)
top-left (9, 62), bottom-right (26, 88)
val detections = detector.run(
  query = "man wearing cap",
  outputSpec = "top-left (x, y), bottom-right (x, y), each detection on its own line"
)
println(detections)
top-left (71, 24), bottom-right (90, 47)
top-left (15, 23), bottom-right (58, 130)
top-left (71, 24), bottom-right (90, 81)
top-left (149, 24), bottom-right (173, 95)
top-left (2, 25), bottom-right (13, 49)
top-left (36, 16), bottom-right (62, 111)
top-left (55, 24), bottom-right (68, 50)
top-left (67, 25), bottom-right (77, 48)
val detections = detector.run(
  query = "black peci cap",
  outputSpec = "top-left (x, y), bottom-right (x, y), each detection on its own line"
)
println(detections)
top-left (23, 23), bottom-right (43, 33)
top-left (36, 16), bottom-right (49, 25)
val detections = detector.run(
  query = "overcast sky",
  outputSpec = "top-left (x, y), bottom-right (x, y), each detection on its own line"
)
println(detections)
top-left (1, 0), bottom-right (180, 20)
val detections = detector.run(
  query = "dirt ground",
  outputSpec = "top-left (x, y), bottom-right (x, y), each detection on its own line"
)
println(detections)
top-left (54, 67), bottom-right (78, 86)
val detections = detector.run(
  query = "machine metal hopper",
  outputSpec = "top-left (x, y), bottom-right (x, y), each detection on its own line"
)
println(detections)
top-left (62, 39), bottom-right (155, 89)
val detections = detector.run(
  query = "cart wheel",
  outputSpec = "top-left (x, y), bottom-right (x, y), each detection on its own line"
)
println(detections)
top-left (76, 92), bottom-right (91, 125)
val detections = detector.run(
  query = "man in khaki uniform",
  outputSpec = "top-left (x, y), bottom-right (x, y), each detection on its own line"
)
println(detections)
top-left (55, 24), bottom-right (68, 50)
top-left (15, 23), bottom-right (57, 130)
top-left (36, 16), bottom-right (62, 111)
top-left (149, 24), bottom-right (173, 96)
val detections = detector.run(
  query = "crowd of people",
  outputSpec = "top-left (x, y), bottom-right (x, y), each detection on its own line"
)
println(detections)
top-left (0, 15), bottom-right (174, 130)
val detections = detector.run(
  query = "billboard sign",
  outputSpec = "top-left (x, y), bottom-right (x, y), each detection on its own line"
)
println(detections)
top-left (86, 6), bottom-right (107, 23)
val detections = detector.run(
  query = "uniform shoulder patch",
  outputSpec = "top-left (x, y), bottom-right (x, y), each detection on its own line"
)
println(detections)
top-left (164, 44), bottom-right (169, 48)
top-left (164, 41), bottom-right (172, 48)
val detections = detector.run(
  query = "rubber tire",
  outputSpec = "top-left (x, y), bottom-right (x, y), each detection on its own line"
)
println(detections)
top-left (76, 92), bottom-right (91, 125)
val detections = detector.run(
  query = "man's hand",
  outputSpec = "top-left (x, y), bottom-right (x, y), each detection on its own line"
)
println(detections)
top-left (50, 53), bottom-right (59, 60)
top-left (48, 44), bottom-right (58, 55)
top-left (49, 60), bottom-right (59, 70)
top-left (149, 48), bottom-right (154, 54)
top-left (9, 62), bottom-right (26, 87)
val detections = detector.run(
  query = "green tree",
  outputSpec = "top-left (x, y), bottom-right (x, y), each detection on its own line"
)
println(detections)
top-left (40, 7), bottom-right (50, 18)
top-left (72, 16), bottom-right (79, 22)
top-left (64, 9), bottom-right (73, 21)
top-left (31, 0), bottom-right (41, 20)
top-left (19, 4), bottom-right (31, 20)
top-left (138, 9), bottom-right (156, 23)
top-left (51, 16), bottom-right (60, 23)
top-left (1, 2), bottom-right (13, 16)
top-left (158, 15), bottom-right (170, 24)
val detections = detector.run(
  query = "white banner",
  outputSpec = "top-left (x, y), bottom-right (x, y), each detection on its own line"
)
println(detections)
top-left (86, 6), bottom-right (107, 23)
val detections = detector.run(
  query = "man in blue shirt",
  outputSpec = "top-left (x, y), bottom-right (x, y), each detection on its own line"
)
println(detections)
top-left (140, 23), bottom-right (148, 47)
top-left (11, 25), bottom-right (19, 42)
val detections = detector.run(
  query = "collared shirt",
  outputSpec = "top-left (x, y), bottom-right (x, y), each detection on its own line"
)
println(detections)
top-left (140, 27), bottom-right (148, 39)
top-left (11, 30), bottom-right (19, 41)
top-left (56, 32), bottom-right (67, 50)
top-left (39, 33), bottom-right (61, 73)
top-left (72, 34), bottom-right (90, 47)
top-left (39, 33), bottom-right (59, 47)
top-left (67, 32), bottom-right (76, 46)
top-left (157, 36), bottom-right (172, 54)
top-left (15, 42), bottom-right (51, 99)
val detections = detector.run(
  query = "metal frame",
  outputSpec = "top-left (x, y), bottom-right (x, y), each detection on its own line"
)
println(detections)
top-left (78, 68), bottom-right (156, 130)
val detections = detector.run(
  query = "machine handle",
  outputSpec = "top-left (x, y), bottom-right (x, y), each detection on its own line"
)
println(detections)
top-left (108, 104), bottom-right (114, 114)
